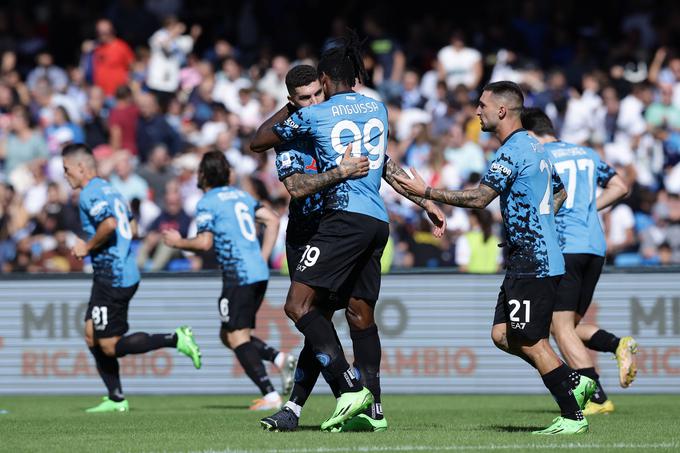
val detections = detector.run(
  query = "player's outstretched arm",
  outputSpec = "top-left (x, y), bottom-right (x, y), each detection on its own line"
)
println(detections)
top-left (163, 230), bottom-right (213, 253)
top-left (394, 167), bottom-right (498, 209)
top-left (553, 187), bottom-right (567, 214)
top-left (254, 206), bottom-right (280, 262)
top-left (72, 217), bottom-right (117, 259)
top-left (382, 159), bottom-right (446, 237)
top-left (250, 104), bottom-right (292, 153)
top-left (596, 174), bottom-right (629, 211)
top-left (283, 143), bottom-right (368, 199)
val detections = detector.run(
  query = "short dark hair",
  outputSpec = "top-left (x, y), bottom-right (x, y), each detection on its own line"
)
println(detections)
top-left (61, 142), bottom-right (93, 158)
top-left (482, 81), bottom-right (524, 109)
top-left (285, 64), bottom-right (318, 95)
top-left (521, 107), bottom-right (556, 136)
top-left (317, 29), bottom-right (367, 87)
top-left (198, 150), bottom-right (230, 190)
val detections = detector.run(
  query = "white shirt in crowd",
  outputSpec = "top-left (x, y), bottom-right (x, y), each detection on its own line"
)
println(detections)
top-left (146, 29), bottom-right (194, 93)
top-left (437, 45), bottom-right (481, 89)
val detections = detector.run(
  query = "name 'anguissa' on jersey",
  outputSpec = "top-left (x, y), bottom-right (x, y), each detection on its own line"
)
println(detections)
top-left (273, 92), bottom-right (389, 223)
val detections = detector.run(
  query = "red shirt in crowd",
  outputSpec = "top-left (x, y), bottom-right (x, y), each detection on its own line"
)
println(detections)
top-left (109, 103), bottom-right (139, 155)
top-left (93, 38), bottom-right (134, 96)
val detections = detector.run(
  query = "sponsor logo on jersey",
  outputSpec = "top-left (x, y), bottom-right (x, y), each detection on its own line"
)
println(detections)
top-left (490, 162), bottom-right (512, 176)
top-left (89, 201), bottom-right (109, 217)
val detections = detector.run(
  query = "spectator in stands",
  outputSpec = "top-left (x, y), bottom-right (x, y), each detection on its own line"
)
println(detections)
top-left (455, 209), bottom-right (500, 273)
top-left (82, 86), bottom-right (110, 149)
top-left (108, 85), bottom-right (139, 155)
top-left (136, 179), bottom-right (191, 271)
top-left (436, 30), bottom-right (482, 91)
top-left (91, 19), bottom-right (135, 97)
top-left (146, 17), bottom-right (201, 111)
top-left (26, 52), bottom-right (68, 93)
top-left (0, 105), bottom-right (47, 175)
top-left (136, 92), bottom-right (182, 161)
top-left (109, 151), bottom-right (149, 203)
top-left (137, 144), bottom-right (175, 208)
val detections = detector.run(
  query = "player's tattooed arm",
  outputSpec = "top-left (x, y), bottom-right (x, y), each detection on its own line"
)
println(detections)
top-left (383, 159), bottom-right (447, 237)
top-left (283, 143), bottom-right (368, 199)
top-left (553, 187), bottom-right (567, 214)
top-left (430, 184), bottom-right (498, 209)
top-left (250, 103), bottom-right (295, 153)
top-left (382, 159), bottom-right (428, 208)
top-left (393, 167), bottom-right (498, 209)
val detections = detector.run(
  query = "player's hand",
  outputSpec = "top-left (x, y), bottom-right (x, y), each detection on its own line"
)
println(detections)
top-left (424, 201), bottom-right (446, 238)
top-left (338, 143), bottom-right (369, 180)
top-left (71, 238), bottom-right (89, 260)
top-left (162, 229), bottom-right (182, 248)
top-left (393, 167), bottom-right (428, 197)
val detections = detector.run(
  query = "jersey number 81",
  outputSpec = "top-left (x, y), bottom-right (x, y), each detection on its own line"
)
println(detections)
top-left (330, 118), bottom-right (386, 170)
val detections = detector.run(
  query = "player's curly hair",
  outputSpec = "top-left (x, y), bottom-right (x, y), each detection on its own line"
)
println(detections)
top-left (198, 150), bottom-right (230, 190)
top-left (317, 29), bottom-right (367, 87)
top-left (285, 64), bottom-right (318, 95)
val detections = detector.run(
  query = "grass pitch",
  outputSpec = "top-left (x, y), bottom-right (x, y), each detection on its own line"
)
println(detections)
top-left (0, 394), bottom-right (678, 452)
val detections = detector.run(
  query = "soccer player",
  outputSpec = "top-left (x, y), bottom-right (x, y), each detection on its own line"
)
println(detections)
top-left (62, 143), bottom-right (201, 413)
top-left (250, 33), bottom-right (418, 431)
top-left (521, 107), bottom-right (636, 415)
top-left (256, 64), bottom-right (445, 432)
top-left (163, 150), bottom-right (294, 411)
top-left (395, 81), bottom-right (596, 435)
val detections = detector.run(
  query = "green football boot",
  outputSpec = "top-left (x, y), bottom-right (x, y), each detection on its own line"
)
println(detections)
top-left (532, 416), bottom-right (589, 435)
top-left (175, 326), bottom-right (202, 369)
top-left (85, 397), bottom-right (129, 413)
top-left (573, 375), bottom-right (596, 410)
top-left (320, 387), bottom-right (373, 431)
top-left (332, 413), bottom-right (388, 432)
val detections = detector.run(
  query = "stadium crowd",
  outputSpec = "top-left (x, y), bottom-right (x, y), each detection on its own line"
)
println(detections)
top-left (0, 0), bottom-right (679, 274)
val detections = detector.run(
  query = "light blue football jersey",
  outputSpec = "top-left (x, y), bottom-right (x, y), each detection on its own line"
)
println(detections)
top-left (195, 186), bottom-right (269, 286)
top-left (79, 177), bottom-right (140, 287)
top-left (273, 91), bottom-right (389, 223)
top-left (545, 141), bottom-right (617, 256)
top-left (481, 130), bottom-right (565, 278)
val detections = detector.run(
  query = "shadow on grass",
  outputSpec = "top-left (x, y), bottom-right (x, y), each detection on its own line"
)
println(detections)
top-left (489, 425), bottom-right (544, 432)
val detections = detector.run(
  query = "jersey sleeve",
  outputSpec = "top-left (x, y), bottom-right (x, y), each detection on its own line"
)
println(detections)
top-left (551, 165), bottom-right (564, 194)
top-left (83, 187), bottom-right (115, 226)
top-left (275, 147), bottom-right (307, 181)
top-left (272, 107), bottom-right (316, 142)
top-left (480, 151), bottom-right (518, 194)
top-left (596, 159), bottom-right (617, 187)
top-left (194, 198), bottom-right (215, 234)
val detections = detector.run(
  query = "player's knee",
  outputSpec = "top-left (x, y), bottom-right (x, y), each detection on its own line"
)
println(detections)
top-left (100, 342), bottom-right (117, 357)
top-left (219, 328), bottom-right (231, 349)
top-left (345, 310), bottom-right (373, 331)
top-left (491, 324), bottom-right (508, 351)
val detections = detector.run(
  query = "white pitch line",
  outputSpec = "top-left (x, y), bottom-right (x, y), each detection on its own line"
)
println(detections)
top-left (192, 442), bottom-right (679, 453)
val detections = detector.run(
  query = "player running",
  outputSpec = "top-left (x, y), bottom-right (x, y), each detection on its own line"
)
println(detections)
top-left (163, 151), bottom-right (294, 411)
top-left (254, 64), bottom-right (445, 432)
top-left (62, 143), bottom-right (201, 413)
top-left (522, 107), bottom-right (636, 415)
top-left (395, 81), bottom-right (596, 435)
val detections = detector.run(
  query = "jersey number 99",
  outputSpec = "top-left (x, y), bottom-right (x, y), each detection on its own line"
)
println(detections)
top-left (330, 118), bottom-right (386, 170)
